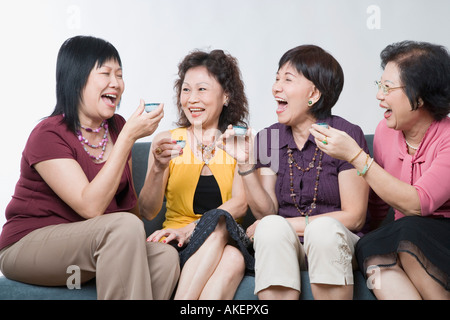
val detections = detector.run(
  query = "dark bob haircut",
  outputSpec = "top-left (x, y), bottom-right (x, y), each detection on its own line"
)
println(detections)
top-left (50, 35), bottom-right (122, 133)
top-left (380, 40), bottom-right (450, 121)
top-left (174, 49), bottom-right (249, 133)
top-left (278, 45), bottom-right (344, 119)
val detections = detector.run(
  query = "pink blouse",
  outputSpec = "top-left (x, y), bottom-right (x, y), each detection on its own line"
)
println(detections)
top-left (369, 117), bottom-right (450, 222)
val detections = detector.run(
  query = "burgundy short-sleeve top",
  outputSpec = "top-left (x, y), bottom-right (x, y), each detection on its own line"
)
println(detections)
top-left (0, 114), bottom-right (136, 250)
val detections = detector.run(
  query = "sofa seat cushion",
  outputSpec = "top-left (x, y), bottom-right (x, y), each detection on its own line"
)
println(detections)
top-left (0, 276), bottom-right (97, 300)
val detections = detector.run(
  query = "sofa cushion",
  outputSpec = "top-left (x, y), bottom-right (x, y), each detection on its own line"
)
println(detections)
top-left (0, 276), bottom-right (97, 300)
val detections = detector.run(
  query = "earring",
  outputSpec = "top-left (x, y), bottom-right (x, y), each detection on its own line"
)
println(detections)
top-left (224, 98), bottom-right (229, 107)
top-left (308, 100), bottom-right (313, 106)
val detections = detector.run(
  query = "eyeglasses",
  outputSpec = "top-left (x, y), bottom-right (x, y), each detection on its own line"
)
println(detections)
top-left (375, 80), bottom-right (405, 95)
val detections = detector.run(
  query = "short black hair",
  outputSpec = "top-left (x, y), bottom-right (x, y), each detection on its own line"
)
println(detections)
top-left (51, 35), bottom-right (122, 133)
top-left (278, 45), bottom-right (344, 119)
top-left (380, 40), bottom-right (450, 121)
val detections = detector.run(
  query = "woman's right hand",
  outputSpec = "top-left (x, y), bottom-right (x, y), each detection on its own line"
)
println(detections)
top-left (147, 223), bottom-right (195, 247)
top-left (151, 138), bottom-right (183, 171)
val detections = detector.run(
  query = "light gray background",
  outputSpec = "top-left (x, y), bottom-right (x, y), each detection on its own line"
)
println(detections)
top-left (1, 0), bottom-right (449, 229)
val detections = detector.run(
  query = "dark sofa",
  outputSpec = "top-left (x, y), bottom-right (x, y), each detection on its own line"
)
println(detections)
top-left (0, 135), bottom-right (377, 300)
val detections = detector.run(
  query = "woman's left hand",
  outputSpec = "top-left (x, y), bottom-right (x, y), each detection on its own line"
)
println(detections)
top-left (216, 124), bottom-right (255, 164)
top-left (309, 124), bottom-right (362, 162)
top-left (245, 220), bottom-right (260, 242)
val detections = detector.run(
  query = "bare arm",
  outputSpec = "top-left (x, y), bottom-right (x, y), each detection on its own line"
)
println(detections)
top-left (127, 157), bottom-right (141, 218)
top-left (287, 168), bottom-right (369, 236)
top-left (139, 131), bottom-right (180, 220)
top-left (238, 165), bottom-right (278, 220)
top-left (216, 125), bottom-right (278, 220)
top-left (34, 102), bottom-right (164, 219)
top-left (310, 124), bottom-right (421, 216)
top-left (352, 153), bottom-right (420, 216)
top-left (218, 167), bottom-right (249, 220)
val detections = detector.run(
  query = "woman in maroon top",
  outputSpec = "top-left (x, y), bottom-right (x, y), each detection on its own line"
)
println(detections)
top-left (0, 36), bottom-right (180, 299)
top-left (219, 45), bottom-right (369, 299)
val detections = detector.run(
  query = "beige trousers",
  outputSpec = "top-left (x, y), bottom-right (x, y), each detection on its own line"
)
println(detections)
top-left (0, 212), bottom-right (180, 300)
top-left (253, 215), bottom-right (359, 294)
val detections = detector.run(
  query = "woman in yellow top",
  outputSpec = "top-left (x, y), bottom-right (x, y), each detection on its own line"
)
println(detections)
top-left (139, 49), bottom-right (251, 299)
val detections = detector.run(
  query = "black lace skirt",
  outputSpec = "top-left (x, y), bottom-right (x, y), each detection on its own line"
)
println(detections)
top-left (356, 216), bottom-right (450, 290)
top-left (179, 208), bottom-right (254, 271)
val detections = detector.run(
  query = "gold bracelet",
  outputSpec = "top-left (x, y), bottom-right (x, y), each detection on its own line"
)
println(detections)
top-left (349, 148), bottom-right (363, 164)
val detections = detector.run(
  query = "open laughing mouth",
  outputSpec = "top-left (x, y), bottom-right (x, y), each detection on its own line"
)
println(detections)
top-left (275, 97), bottom-right (288, 114)
top-left (188, 107), bottom-right (205, 118)
top-left (102, 93), bottom-right (117, 108)
top-left (384, 109), bottom-right (392, 119)
top-left (381, 104), bottom-right (392, 119)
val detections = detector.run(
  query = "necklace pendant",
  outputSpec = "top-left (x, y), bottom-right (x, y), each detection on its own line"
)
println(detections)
top-left (308, 161), bottom-right (314, 168)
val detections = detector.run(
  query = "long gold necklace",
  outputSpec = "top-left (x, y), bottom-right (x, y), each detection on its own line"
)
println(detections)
top-left (287, 147), bottom-right (323, 217)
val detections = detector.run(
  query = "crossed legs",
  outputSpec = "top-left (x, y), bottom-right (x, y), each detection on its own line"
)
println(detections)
top-left (367, 251), bottom-right (450, 300)
top-left (174, 217), bottom-right (246, 300)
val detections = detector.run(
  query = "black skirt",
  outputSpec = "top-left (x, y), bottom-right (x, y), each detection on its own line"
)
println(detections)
top-left (179, 208), bottom-right (254, 271)
top-left (356, 216), bottom-right (450, 290)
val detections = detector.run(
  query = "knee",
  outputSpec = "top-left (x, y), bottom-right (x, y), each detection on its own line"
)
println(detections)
top-left (159, 242), bottom-right (180, 264)
top-left (254, 215), bottom-right (292, 245)
top-left (103, 212), bottom-right (145, 242)
top-left (221, 246), bottom-right (245, 277)
top-left (159, 244), bottom-right (181, 274)
top-left (304, 217), bottom-right (343, 250)
top-left (203, 217), bottom-right (228, 245)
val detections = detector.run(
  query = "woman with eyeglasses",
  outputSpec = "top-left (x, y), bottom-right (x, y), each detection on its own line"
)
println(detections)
top-left (310, 41), bottom-right (450, 299)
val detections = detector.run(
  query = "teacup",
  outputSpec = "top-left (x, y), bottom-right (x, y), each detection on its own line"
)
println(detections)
top-left (232, 125), bottom-right (247, 136)
top-left (145, 103), bottom-right (160, 113)
top-left (316, 122), bottom-right (329, 128)
top-left (176, 140), bottom-right (186, 149)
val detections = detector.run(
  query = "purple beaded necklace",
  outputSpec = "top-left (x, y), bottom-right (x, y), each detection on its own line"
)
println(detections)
top-left (76, 120), bottom-right (109, 161)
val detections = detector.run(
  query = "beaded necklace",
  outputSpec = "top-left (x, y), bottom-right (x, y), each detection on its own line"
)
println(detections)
top-left (76, 120), bottom-right (109, 161)
top-left (405, 139), bottom-right (419, 151)
top-left (197, 141), bottom-right (216, 164)
top-left (287, 147), bottom-right (323, 217)
top-left (192, 130), bottom-right (216, 164)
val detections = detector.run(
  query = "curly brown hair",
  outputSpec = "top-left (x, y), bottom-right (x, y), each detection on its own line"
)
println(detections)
top-left (174, 49), bottom-right (249, 132)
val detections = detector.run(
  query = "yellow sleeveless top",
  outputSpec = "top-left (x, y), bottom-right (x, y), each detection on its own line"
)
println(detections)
top-left (163, 127), bottom-right (237, 229)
